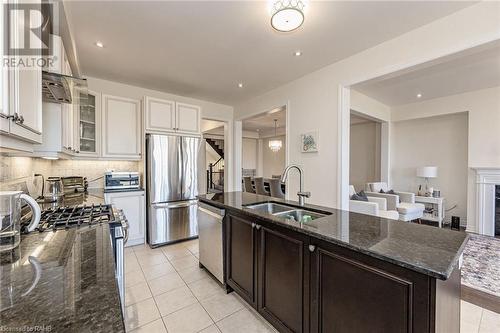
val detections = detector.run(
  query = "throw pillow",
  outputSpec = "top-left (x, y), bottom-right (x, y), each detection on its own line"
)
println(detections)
top-left (380, 189), bottom-right (401, 202)
top-left (351, 191), bottom-right (369, 202)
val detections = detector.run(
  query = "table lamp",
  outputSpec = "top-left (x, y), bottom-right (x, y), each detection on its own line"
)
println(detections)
top-left (417, 166), bottom-right (438, 196)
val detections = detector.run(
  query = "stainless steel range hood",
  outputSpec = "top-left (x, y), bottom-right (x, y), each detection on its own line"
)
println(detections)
top-left (42, 71), bottom-right (87, 104)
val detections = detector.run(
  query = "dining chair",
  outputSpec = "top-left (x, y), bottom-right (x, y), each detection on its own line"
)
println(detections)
top-left (269, 178), bottom-right (285, 199)
top-left (243, 177), bottom-right (255, 193)
top-left (254, 177), bottom-right (269, 196)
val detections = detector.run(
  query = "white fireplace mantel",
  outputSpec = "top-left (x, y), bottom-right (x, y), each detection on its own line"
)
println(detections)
top-left (472, 167), bottom-right (500, 236)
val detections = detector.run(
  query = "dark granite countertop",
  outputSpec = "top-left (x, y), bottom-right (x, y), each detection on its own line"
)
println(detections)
top-left (36, 188), bottom-right (105, 211)
top-left (198, 192), bottom-right (469, 280)
top-left (0, 224), bottom-right (125, 332)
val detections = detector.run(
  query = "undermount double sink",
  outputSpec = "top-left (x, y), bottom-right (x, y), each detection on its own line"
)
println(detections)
top-left (244, 202), bottom-right (330, 223)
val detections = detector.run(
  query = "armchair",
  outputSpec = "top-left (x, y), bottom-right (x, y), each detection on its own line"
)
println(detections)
top-left (349, 186), bottom-right (399, 220)
top-left (365, 182), bottom-right (425, 222)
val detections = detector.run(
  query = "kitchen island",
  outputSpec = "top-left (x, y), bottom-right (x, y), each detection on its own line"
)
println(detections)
top-left (0, 191), bottom-right (125, 333)
top-left (198, 191), bottom-right (468, 333)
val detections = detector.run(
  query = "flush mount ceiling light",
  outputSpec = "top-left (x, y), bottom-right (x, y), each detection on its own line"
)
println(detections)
top-left (95, 41), bottom-right (104, 48)
top-left (268, 119), bottom-right (283, 152)
top-left (271, 0), bottom-right (305, 32)
top-left (417, 93), bottom-right (422, 98)
top-left (294, 50), bottom-right (302, 56)
top-left (238, 83), bottom-right (244, 88)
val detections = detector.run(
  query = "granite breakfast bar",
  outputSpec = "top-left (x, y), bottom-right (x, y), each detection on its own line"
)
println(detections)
top-left (198, 191), bottom-right (469, 333)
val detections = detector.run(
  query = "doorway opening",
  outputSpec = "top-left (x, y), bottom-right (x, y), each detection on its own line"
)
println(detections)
top-left (349, 112), bottom-right (382, 193)
top-left (201, 119), bottom-right (227, 194)
top-left (240, 106), bottom-right (287, 198)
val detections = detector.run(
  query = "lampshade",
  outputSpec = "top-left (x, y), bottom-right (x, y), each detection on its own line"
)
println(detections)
top-left (416, 166), bottom-right (438, 178)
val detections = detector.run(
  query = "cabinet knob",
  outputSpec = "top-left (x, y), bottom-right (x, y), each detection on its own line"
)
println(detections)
top-left (251, 223), bottom-right (256, 229)
top-left (308, 245), bottom-right (316, 252)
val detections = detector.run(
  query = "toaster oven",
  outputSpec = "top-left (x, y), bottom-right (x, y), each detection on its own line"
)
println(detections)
top-left (104, 172), bottom-right (140, 191)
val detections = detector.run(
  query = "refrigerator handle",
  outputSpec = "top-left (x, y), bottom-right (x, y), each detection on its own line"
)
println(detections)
top-left (151, 200), bottom-right (198, 209)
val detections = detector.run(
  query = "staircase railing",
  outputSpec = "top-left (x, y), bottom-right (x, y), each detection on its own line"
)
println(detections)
top-left (205, 137), bottom-right (224, 192)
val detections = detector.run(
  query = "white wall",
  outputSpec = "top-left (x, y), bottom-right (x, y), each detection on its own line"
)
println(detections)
top-left (391, 113), bottom-right (468, 223)
top-left (234, 2), bottom-right (500, 207)
top-left (350, 121), bottom-right (381, 191)
top-left (391, 86), bottom-right (500, 230)
top-left (242, 138), bottom-right (257, 170)
top-left (392, 86), bottom-right (500, 167)
top-left (351, 90), bottom-right (391, 122)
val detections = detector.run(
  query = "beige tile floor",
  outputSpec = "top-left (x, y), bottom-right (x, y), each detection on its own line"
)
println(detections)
top-left (125, 239), bottom-right (500, 333)
top-left (124, 239), bottom-right (277, 333)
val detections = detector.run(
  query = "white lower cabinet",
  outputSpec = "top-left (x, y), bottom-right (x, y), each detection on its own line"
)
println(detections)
top-left (104, 190), bottom-right (145, 247)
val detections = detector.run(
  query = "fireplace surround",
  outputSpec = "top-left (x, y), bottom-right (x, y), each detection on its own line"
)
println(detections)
top-left (496, 185), bottom-right (500, 236)
top-left (473, 168), bottom-right (500, 236)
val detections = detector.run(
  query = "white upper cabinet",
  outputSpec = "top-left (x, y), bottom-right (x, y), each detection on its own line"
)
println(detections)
top-left (144, 96), bottom-right (200, 135)
top-left (144, 96), bottom-right (175, 132)
top-left (0, 3), bottom-right (9, 134)
top-left (102, 94), bottom-right (141, 159)
top-left (176, 102), bottom-right (201, 134)
top-left (2, 0), bottom-right (43, 144)
top-left (77, 91), bottom-right (101, 157)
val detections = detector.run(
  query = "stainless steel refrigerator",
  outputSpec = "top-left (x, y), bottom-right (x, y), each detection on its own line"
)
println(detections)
top-left (146, 134), bottom-right (201, 247)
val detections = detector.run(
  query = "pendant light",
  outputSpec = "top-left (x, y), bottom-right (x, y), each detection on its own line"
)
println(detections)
top-left (268, 119), bottom-right (283, 152)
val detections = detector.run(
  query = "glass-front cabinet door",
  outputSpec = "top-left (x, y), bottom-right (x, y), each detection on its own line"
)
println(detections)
top-left (78, 91), bottom-right (100, 156)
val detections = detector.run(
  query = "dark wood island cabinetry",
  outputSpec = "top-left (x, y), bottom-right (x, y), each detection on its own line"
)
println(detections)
top-left (201, 192), bottom-right (467, 333)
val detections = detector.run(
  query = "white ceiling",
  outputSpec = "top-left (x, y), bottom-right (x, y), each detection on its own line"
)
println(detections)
top-left (242, 107), bottom-right (286, 133)
top-left (353, 42), bottom-right (500, 106)
top-left (63, 1), bottom-right (475, 105)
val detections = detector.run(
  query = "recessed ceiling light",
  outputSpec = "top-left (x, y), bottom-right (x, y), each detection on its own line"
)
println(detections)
top-left (417, 93), bottom-right (422, 98)
top-left (294, 50), bottom-right (302, 56)
top-left (95, 41), bottom-right (104, 48)
top-left (238, 83), bottom-right (244, 88)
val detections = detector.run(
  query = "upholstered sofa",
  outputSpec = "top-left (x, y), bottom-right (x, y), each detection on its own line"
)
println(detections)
top-left (349, 186), bottom-right (399, 220)
top-left (365, 182), bottom-right (425, 222)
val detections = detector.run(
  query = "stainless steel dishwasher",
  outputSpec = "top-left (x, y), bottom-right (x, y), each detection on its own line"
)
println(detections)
top-left (197, 202), bottom-right (225, 283)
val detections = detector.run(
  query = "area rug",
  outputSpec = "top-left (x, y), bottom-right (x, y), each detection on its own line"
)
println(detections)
top-left (461, 233), bottom-right (500, 297)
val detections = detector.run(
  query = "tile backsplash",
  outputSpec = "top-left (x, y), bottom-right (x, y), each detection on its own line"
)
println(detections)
top-left (0, 156), bottom-right (140, 195)
top-left (50, 160), bottom-right (140, 188)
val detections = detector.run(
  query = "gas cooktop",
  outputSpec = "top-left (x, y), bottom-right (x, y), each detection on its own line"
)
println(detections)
top-left (32, 204), bottom-right (116, 232)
